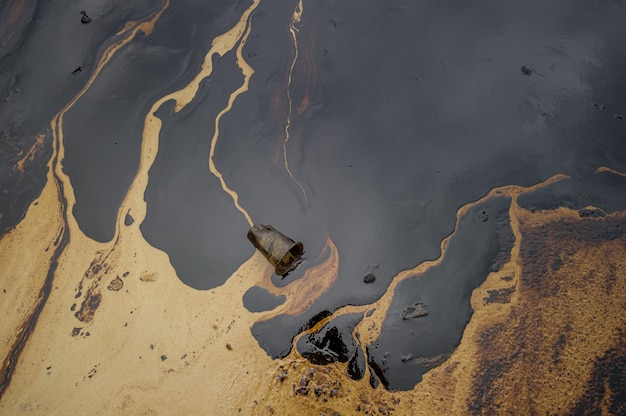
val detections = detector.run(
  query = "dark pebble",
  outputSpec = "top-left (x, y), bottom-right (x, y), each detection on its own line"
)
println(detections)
top-left (80, 11), bottom-right (91, 24)
top-left (402, 302), bottom-right (428, 319)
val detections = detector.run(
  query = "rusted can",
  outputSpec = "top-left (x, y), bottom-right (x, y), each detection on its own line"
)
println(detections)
top-left (247, 224), bottom-right (303, 276)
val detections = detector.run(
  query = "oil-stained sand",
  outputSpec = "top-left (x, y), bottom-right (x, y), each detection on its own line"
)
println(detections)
top-left (1, 0), bottom-right (626, 414)
top-left (1, 159), bottom-right (625, 414)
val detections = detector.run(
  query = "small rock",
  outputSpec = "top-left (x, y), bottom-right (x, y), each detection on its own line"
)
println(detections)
top-left (226, 343), bottom-right (233, 350)
top-left (402, 303), bottom-right (428, 320)
top-left (363, 273), bottom-right (376, 284)
top-left (80, 11), bottom-right (91, 24)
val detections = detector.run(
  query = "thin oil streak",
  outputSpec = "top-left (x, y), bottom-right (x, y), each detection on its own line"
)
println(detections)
top-left (120, 1), bottom-right (260, 233)
top-left (0, 1), bottom-right (170, 398)
top-left (283, 0), bottom-right (308, 202)
top-left (595, 166), bottom-right (626, 178)
top-left (56, 0), bottom-right (170, 220)
top-left (207, 13), bottom-right (256, 227)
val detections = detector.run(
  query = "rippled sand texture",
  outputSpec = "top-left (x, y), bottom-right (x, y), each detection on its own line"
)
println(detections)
top-left (1, 0), bottom-right (625, 415)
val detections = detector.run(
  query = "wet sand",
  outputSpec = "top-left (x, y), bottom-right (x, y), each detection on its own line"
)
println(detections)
top-left (1, 0), bottom-right (625, 414)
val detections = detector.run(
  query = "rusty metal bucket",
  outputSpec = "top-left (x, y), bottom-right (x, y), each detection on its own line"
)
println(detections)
top-left (247, 224), bottom-right (303, 276)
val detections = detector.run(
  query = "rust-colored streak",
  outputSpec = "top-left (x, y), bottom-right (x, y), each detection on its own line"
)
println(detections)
top-left (294, 9), bottom-right (317, 116)
top-left (271, 93), bottom-right (287, 164)
top-left (269, 0), bottom-right (318, 164)
top-left (0, 0), bottom-right (27, 43)
top-left (256, 235), bottom-right (339, 320)
top-left (6, 0), bottom-right (26, 25)
top-left (280, 0), bottom-right (308, 201)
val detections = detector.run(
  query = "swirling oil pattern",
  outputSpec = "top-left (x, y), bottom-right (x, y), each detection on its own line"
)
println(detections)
top-left (0, 0), bottom-right (625, 414)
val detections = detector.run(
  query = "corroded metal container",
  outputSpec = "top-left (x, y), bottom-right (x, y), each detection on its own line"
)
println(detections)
top-left (247, 224), bottom-right (303, 276)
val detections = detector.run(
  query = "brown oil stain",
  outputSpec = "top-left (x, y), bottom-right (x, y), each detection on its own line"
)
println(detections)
top-left (0, 0), bottom-right (27, 44)
top-left (256, 235), bottom-right (339, 320)
top-left (482, 285), bottom-right (515, 304)
top-left (293, 6), bottom-right (317, 116)
top-left (74, 288), bottom-right (102, 323)
top-left (6, 0), bottom-right (26, 25)
top-left (13, 133), bottom-right (45, 174)
top-left (107, 277), bottom-right (123, 291)
top-left (466, 209), bottom-right (626, 415)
